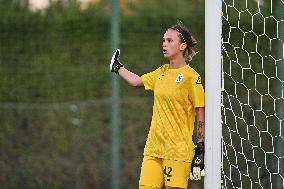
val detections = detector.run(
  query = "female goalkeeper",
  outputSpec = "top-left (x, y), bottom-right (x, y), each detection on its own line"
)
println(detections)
top-left (109, 21), bottom-right (205, 189)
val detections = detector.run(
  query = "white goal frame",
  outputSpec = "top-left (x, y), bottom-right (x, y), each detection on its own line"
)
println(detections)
top-left (205, 0), bottom-right (222, 188)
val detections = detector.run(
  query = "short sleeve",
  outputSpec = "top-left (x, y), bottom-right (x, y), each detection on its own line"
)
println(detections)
top-left (141, 66), bottom-right (162, 91)
top-left (188, 74), bottom-right (205, 108)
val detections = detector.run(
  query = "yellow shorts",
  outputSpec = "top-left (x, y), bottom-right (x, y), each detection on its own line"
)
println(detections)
top-left (139, 156), bottom-right (191, 189)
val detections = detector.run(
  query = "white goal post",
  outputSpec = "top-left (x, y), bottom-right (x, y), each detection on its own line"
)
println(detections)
top-left (205, 0), bottom-right (222, 189)
top-left (208, 0), bottom-right (284, 188)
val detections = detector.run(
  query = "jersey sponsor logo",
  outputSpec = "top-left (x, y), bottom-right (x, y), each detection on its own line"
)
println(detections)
top-left (196, 76), bottom-right (202, 84)
top-left (175, 73), bottom-right (183, 83)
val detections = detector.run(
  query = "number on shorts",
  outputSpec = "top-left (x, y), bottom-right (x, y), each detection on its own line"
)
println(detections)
top-left (163, 166), bottom-right (172, 181)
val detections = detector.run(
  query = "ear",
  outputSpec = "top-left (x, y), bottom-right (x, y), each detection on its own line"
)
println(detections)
top-left (179, 43), bottom-right (187, 51)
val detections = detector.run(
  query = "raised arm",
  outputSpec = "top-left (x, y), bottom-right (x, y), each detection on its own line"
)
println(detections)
top-left (110, 49), bottom-right (143, 88)
top-left (118, 67), bottom-right (143, 87)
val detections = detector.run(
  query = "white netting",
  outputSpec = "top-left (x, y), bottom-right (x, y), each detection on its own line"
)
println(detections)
top-left (222, 0), bottom-right (284, 188)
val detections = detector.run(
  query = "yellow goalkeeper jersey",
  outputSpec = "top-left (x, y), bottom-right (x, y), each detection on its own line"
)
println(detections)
top-left (141, 64), bottom-right (205, 162)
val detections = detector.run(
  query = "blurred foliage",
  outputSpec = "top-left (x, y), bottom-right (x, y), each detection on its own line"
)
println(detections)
top-left (1, 0), bottom-right (282, 188)
top-left (0, 0), bottom-right (204, 188)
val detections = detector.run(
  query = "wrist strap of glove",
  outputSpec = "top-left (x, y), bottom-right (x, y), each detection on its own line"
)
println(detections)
top-left (193, 142), bottom-right (205, 170)
top-left (113, 61), bottom-right (123, 74)
top-left (196, 142), bottom-right (204, 154)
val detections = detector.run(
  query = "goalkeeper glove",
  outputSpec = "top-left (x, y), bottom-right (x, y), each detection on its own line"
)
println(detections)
top-left (110, 49), bottom-right (123, 74)
top-left (190, 142), bottom-right (205, 180)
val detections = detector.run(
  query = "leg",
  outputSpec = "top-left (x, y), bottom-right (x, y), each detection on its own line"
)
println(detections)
top-left (139, 156), bottom-right (164, 189)
top-left (163, 159), bottom-right (191, 189)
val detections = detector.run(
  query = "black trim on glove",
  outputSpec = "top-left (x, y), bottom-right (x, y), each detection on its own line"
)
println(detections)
top-left (111, 60), bottom-right (123, 74)
top-left (191, 142), bottom-right (205, 171)
top-left (110, 49), bottom-right (123, 74)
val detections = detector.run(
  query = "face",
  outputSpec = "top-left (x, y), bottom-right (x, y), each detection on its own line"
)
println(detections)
top-left (162, 29), bottom-right (187, 60)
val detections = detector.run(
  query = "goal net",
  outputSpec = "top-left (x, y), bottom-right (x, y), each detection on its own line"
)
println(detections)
top-left (222, 0), bottom-right (284, 188)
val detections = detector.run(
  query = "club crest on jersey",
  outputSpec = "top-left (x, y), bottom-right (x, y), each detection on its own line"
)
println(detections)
top-left (175, 73), bottom-right (183, 83)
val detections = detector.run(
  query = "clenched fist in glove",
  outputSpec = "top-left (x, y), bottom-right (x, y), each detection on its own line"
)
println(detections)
top-left (190, 142), bottom-right (205, 180)
top-left (110, 49), bottom-right (123, 74)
